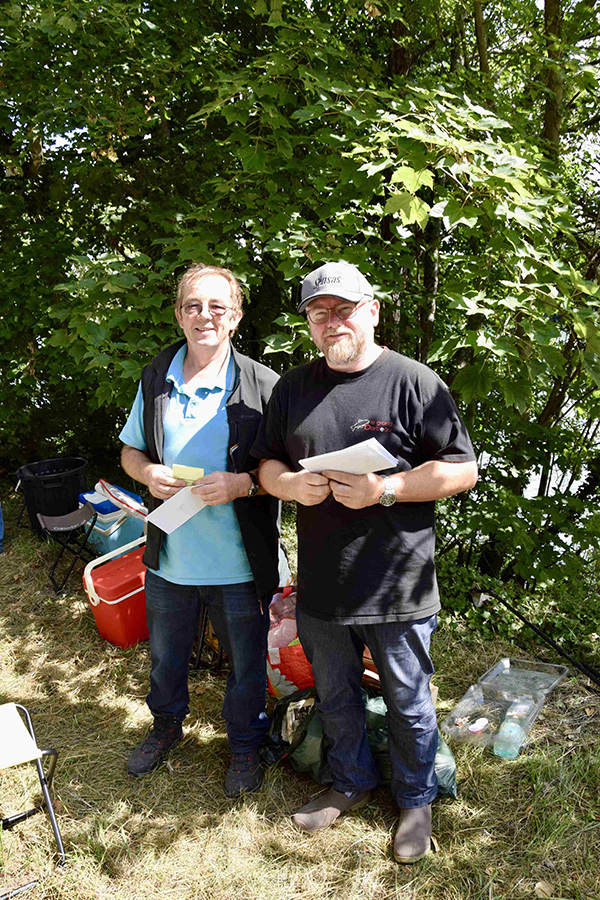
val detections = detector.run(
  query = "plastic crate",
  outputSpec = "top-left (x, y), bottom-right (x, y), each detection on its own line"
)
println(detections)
top-left (478, 657), bottom-right (568, 696)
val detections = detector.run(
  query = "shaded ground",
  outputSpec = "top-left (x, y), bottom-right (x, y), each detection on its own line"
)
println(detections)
top-left (0, 492), bottom-right (599, 900)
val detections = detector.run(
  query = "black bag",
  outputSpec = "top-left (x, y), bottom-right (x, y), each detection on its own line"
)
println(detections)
top-left (259, 687), bottom-right (318, 766)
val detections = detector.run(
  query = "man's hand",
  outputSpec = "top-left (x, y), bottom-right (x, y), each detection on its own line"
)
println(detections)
top-left (145, 465), bottom-right (187, 500)
top-left (322, 470), bottom-right (384, 509)
top-left (191, 471), bottom-right (248, 506)
top-left (286, 470), bottom-right (332, 506)
top-left (257, 459), bottom-right (331, 505)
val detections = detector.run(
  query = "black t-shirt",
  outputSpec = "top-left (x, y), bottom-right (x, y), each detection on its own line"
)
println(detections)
top-left (252, 349), bottom-right (476, 624)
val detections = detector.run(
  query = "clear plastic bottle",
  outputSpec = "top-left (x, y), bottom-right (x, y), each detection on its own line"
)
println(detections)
top-left (493, 697), bottom-right (536, 759)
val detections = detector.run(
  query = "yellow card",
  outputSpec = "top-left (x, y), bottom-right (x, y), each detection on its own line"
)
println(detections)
top-left (172, 464), bottom-right (204, 485)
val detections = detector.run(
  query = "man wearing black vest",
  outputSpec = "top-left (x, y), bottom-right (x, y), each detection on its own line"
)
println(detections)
top-left (254, 261), bottom-right (477, 862)
top-left (120, 264), bottom-right (280, 796)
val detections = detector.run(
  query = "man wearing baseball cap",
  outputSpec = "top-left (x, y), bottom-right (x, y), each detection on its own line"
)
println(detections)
top-left (253, 260), bottom-right (477, 862)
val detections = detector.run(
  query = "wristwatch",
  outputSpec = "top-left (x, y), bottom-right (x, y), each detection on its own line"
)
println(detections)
top-left (378, 475), bottom-right (396, 507)
top-left (247, 471), bottom-right (260, 498)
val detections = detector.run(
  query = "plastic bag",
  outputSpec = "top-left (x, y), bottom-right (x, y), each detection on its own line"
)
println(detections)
top-left (264, 687), bottom-right (458, 800)
top-left (266, 590), bottom-right (315, 698)
top-left (434, 734), bottom-right (458, 799)
top-left (288, 713), bottom-right (331, 783)
top-left (260, 687), bottom-right (318, 766)
top-left (363, 691), bottom-right (457, 798)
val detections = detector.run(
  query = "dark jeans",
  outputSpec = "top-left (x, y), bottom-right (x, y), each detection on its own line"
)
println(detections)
top-left (144, 570), bottom-right (270, 754)
top-left (297, 609), bottom-right (438, 809)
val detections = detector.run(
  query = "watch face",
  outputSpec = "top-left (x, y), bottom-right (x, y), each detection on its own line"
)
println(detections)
top-left (379, 479), bottom-right (396, 506)
top-left (248, 473), bottom-right (259, 497)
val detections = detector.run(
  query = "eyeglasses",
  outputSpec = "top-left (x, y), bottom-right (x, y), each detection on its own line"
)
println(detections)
top-left (180, 302), bottom-right (234, 318)
top-left (305, 299), bottom-right (370, 325)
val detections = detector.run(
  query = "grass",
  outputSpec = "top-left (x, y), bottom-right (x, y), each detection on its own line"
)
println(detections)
top-left (1, 489), bottom-right (599, 900)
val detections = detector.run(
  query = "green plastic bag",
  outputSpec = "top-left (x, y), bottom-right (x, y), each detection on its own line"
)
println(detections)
top-left (287, 691), bottom-right (458, 799)
top-left (288, 713), bottom-right (329, 781)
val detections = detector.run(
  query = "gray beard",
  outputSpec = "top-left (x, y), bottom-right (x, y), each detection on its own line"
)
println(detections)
top-left (321, 331), bottom-right (366, 366)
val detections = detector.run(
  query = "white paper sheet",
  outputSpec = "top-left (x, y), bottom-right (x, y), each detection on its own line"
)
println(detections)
top-left (299, 437), bottom-right (397, 475)
top-left (146, 486), bottom-right (206, 534)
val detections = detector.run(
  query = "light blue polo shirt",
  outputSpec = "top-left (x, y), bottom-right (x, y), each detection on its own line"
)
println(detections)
top-left (119, 344), bottom-right (253, 585)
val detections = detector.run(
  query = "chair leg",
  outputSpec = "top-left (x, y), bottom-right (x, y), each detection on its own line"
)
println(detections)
top-left (48, 538), bottom-right (72, 593)
top-left (35, 753), bottom-right (66, 865)
top-left (189, 605), bottom-right (224, 672)
top-left (189, 604), bottom-right (209, 671)
top-left (2, 808), bottom-right (40, 829)
top-left (0, 880), bottom-right (41, 900)
top-left (47, 517), bottom-right (97, 593)
top-left (2, 756), bottom-right (65, 866)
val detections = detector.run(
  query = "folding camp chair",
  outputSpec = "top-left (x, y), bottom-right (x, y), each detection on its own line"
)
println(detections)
top-left (36, 502), bottom-right (98, 593)
top-left (189, 604), bottom-right (224, 673)
top-left (0, 703), bottom-right (65, 898)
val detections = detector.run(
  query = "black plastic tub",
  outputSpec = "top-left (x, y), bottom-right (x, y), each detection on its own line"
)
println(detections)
top-left (17, 457), bottom-right (88, 535)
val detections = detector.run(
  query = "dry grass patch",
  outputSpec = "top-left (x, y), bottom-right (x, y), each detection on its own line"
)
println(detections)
top-left (1, 494), bottom-right (599, 900)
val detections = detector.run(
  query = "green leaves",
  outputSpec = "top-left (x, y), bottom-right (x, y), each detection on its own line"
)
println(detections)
top-left (390, 166), bottom-right (434, 192)
top-left (384, 191), bottom-right (430, 227)
top-left (263, 313), bottom-right (313, 357)
top-left (57, 14), bottom-right (76, 33)
top-left (580, 351), bottom-right (600, 389)
top-left (263, 333), bottom-right (307, 355)
top-left (452, 363), bottom-right (494, 404)
top-left (1, 0), bottom-right (599, 596)
top-left (439, 199), bottom-right (481, 229)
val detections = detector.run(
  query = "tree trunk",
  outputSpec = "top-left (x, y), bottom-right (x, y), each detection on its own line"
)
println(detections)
top-left (543, 0), bottom-right (563, 157)
top-left (450, 6), bottom-right (467, 71)
top-left (419, 215), bottom-right (440, 362)
top-left (537, 457), bottom-right (552, 497)
top-left (473, 1), bottom-right (490, 75)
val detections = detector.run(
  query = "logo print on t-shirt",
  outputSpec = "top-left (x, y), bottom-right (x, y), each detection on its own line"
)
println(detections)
top-left (350, 418), bottom-right (393, 433)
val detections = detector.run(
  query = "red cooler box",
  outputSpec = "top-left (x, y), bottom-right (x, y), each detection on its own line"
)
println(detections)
top-left (83, 537), bottom-right (149, 647)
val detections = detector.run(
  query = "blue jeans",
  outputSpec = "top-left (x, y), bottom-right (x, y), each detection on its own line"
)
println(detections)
top-left (297, 609), bottom-right (438, 809)
top-left (144, 570), bottom-right (270, 754)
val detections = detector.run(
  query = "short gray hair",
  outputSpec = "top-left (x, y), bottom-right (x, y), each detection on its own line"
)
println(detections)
top-left (175, 264), bottom-right (243, 313)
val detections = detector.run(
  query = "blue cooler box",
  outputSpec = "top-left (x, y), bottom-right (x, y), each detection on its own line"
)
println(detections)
top-left (79, 487), bottom-right (145, 556)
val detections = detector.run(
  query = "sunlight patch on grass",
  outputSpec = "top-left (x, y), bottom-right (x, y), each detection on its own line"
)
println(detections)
top-left (1, 495), bottom-right (599, 900)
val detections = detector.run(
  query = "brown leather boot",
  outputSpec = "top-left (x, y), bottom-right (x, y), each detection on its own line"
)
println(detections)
top-left (292, 787), bottom-right (371, 833)
top-left (393, 804), bottom-right (435, 863)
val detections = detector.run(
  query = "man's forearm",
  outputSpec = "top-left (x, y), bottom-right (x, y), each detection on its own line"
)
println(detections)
top-left (258, 459), bottom-right (296, 501)
top-left (259, 456), bottom-right (477, 506)
top-left (389, 459), bottom-right (478, 503)
top-left (121, 445), bottom-right (155, 487)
